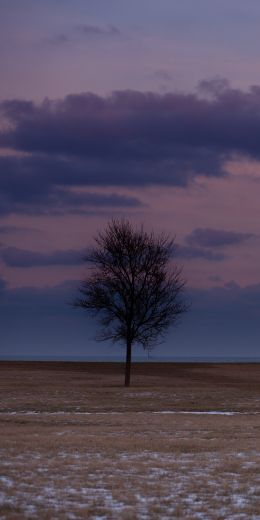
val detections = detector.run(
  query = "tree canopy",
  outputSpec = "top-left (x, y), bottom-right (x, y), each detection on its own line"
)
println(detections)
top-left (74, 219), bottom-right (188, 385)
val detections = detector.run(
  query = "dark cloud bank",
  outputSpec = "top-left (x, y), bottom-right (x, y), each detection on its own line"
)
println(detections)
top-left (1, 81), bottom-right (260, 215)
top-left (0, 247), bottom-right (86, 267)
top-left (1, 279), bottom-right (259, 359)
top-left (1, 223), bottom-right (254, 267)
top-left (186, 228), bottom-right (255, 248)
top-left (1, 244), bottom-right (224, 267)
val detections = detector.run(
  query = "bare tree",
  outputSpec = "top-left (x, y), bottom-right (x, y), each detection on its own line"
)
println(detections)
top-left (73, 219), bottom-right (188, 386)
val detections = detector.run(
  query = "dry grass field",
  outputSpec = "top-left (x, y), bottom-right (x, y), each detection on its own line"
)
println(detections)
top-left (0, 361), bottom-right (259, 519)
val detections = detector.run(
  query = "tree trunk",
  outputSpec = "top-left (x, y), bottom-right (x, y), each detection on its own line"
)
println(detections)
top-left (124, 338), bottom-right (132, 387)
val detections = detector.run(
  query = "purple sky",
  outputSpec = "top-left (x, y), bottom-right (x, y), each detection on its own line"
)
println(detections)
top-left (1, 1), bottom-right (260, 359)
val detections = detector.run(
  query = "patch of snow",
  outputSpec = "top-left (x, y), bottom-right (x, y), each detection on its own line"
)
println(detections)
top-left (0, 476), bottom-right (13, 488)
top-left (64, 487), bottom-right (78, 495)
top-left (242, 461), bottom-right (257, 468)
top-left (2, 409), bottom-right (259, 416)
top-left (232, 495), bottom-right (248, 507)
top-left (149, 467), bottom-right (169, 477)
top-left (153, 411), bottom-right (249, 416)
top-left (25, 504), bottom-right (36, 514)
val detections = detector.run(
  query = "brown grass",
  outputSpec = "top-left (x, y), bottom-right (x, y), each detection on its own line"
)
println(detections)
top-left (0, 362), bottom-right (259, 519)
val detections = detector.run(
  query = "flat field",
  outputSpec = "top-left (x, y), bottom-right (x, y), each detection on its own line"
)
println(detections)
top-left (0, 362), bottom-right (259, 519)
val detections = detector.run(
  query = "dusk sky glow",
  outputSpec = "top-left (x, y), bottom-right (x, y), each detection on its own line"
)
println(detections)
top-left (1, 1), bottom-right (260, 360)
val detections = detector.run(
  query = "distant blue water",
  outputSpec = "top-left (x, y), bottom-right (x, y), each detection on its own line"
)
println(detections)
top-left (0, 355), bottom-right (260, 363)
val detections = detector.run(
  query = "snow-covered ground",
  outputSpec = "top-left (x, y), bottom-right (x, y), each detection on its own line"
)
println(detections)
top-left (0, 448), bottom-right (259, 519)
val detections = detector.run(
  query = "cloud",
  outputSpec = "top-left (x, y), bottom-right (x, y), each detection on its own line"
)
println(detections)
top-left (2, 81), bottom-right (260, 215)
top-left (0, 159), bottom-right (143, 215)
top-left (208, 275), bottom-right (222, 283)
top-left (0, 150), bottom-right (218, 216)
top-left (176, 244), bottom-right (226, 262)
top-left (154, 69), bottom-right (173, 82)
top-left (46, 34), bottom-right (69, 46)
top-left (197, 77), bottom-right (230, 97)
top-left (0, 277), bottom-right (6, 292)
top-left (1, 247), bottom-right (87, 267)
top-left (186, 228), bottom-right (255, 248)
top-left (0, 226), bottom-right (41, 235)
top-left (46, 24), bottom-right (121, 47)
top-left (1, 240), bottom-right (227, 268)
top-left (0, 279), bottom-right (102, 359)
top-left (189, 280), bottom-right (260, 311)
top-left (76, 24), bottom-right (121, 38)
top-left (3, 83), bottom-right (260, 161)
top-left (1, 280), bottom-right (260, 358)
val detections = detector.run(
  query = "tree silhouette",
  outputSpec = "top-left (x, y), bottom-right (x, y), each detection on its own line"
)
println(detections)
top-left (73, 219), bottom-right (188, 386)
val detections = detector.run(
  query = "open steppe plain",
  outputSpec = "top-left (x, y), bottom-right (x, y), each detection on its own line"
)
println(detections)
top-left (0, 361), bottom-right (259, 519)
